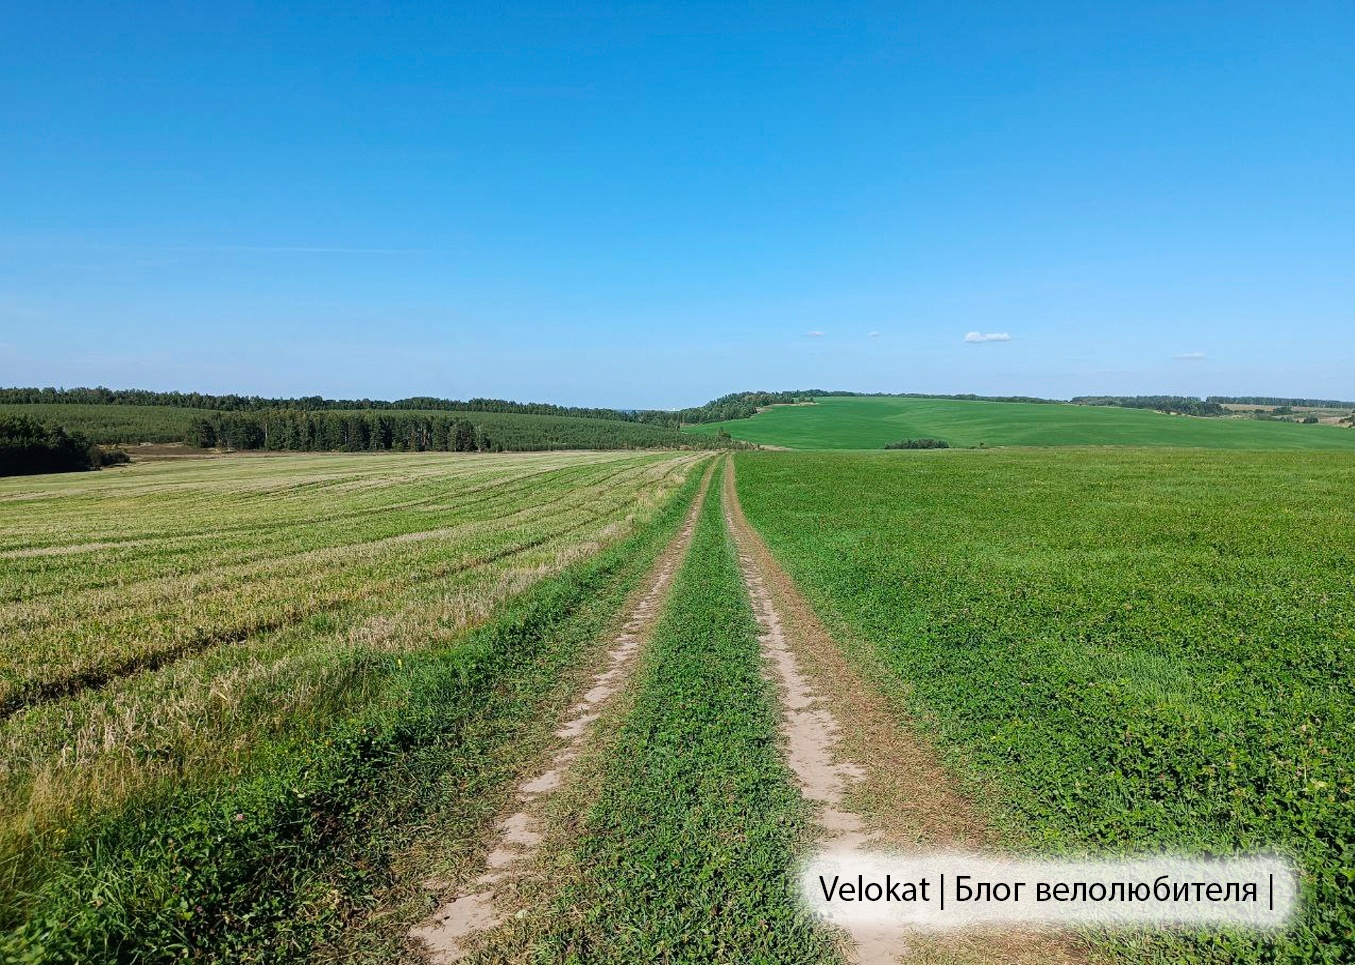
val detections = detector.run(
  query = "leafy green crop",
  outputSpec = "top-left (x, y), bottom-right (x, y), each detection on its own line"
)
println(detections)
top-left (734, 449), bottom-right (1355, 962)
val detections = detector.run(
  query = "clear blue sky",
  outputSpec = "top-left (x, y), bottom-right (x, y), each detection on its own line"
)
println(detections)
top-left (3, 1), bottom-right (1352, 407)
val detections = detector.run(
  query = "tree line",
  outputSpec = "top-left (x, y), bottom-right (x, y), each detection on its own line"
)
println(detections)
top-left (0, 386), bottom-right (1064, 430)
top-left (1071, 396), bottom-right (1229, 417)
top-left (186, 409), bottom-right (728, 453)
top-left (1207, 396), bottom-right (1355, 409)
top-left (0, 387), bottom-right (646, 424)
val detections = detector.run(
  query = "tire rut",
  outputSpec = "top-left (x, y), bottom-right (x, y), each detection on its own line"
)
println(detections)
top-left (409, 458), bottom-right (717, 962)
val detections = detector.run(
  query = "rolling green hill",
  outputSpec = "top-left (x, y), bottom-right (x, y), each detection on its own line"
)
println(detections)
top-left (684, 395), bottom-right (1355, 450)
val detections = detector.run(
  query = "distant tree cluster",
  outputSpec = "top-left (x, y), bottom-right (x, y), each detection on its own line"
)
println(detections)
top-left (883, 438), bottom-right (950, 450)
top-left (183, 409), bottom-right (730, 453)
top-left (1072, 396), bottom-right (1228, 417)
top-left (0, 414), bottom-right (128, 476)
top-left (1208, 396), bottom-right (1355, 408)
top-left (188, 411), bottom-right (491, 453)
top-left (648, 391), bottom-right (828, 426)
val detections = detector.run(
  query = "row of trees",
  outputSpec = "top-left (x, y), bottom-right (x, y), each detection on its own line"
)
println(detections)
top-left (0, 415), bottom-right (128, 476)
top-left (189, 412), bottom-right (494, 453)
top-left (185, 409), bottom-right (729, 453)
top-left (1072, 396), bottom-right (1229, 417)
top-left (1208, 396), bottom-right (1355, 408)
top-left (884, 438), bottom-right (950, 449)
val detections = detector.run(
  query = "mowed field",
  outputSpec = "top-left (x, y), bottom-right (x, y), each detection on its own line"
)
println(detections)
top-left (734, 449), bottom-right (1355, 962)
top-left (0, 450), bottom-right (706, 959)
top-left (685, 396), bottom-right (1355, 450)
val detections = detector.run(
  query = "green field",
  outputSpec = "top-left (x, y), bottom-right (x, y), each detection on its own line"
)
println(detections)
top-left (685, 396), bottom-right (1355, 450)
top-left (4, 418), bottom-right (1353, 963)
top-left (734, 448), bottom-right (1355, 962)
top-left (0, 451), bottom-right (705, 958)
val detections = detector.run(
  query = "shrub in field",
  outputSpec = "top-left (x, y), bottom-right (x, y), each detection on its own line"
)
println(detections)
top-left (0, 414), bottom-right (104, 476)
top-left (883, 437), bottom-right (949, 449)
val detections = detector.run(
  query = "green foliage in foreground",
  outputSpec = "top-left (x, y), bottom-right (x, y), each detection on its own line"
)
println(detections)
top-left (0, 403), bottom-right (728, 451)
top-left (735, 449), bottom-right (1355, 963)
top-left (0, 468), bottom-right (703, 963)
top-left (686, 395), bottom-right (1355, 450)
top-left (493, 464), bottom-right (840, 964)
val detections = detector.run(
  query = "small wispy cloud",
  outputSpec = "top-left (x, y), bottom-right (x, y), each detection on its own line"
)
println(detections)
top-left (964, 331), bottom-right (1011, 343)
top-left (868, 331), bottom-right (882, 338)
top-left (1174, 351), bottom-right (1207, 361)
top-left (806, 330), bottom-right (824, 337)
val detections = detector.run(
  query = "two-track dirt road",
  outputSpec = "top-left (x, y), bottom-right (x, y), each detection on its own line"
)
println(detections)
top-left (411, 461), bottom-right (716, 961)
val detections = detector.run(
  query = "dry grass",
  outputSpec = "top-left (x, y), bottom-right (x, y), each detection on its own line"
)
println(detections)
top-left (0, 450), bottom-right (703, 894)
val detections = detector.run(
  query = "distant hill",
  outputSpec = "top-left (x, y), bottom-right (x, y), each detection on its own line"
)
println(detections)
top-left (683, 395), bottom-right (1355, 450)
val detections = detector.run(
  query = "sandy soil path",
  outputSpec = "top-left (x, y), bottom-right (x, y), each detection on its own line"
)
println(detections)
top-left (409, 459), bottom-right (715, 961)
top-left (721, 458), bottom-right (1085, 965)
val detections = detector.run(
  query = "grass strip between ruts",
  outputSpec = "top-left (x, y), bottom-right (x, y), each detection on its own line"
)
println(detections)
top-left (480, 461), bottom-right (842, 964)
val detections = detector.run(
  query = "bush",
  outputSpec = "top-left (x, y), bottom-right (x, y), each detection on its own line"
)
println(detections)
top-left (0, 414), bottom-right (101, 476)
top-left (883, 438), bottom-right (950, 450)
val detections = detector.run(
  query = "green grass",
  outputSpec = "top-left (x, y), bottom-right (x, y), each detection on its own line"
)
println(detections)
top-left (686, 396), bottom-right (1355, 450)
top-left (476, 462), bottom-right (841, 964)
top-left (733, 449), bottom-right (1355, 963)
top-left (0, 451), bottom-right (706, 961)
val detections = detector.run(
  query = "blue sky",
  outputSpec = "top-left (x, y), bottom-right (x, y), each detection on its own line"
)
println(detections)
top-left (2, 1), bottom-right (1352, 407)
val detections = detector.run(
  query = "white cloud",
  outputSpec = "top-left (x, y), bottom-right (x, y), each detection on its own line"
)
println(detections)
top-left (1174, 351), bottom-right (1207, 361)
top-left (806, 330), bottom-right (824, 337)
top-left (963, 331), bottom-right (1011, 343)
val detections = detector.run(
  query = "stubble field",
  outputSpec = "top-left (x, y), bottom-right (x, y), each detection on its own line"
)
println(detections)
top-left (0, 450), bottom-right (705, 959)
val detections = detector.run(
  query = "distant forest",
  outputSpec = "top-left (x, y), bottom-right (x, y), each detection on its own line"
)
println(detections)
top-left (0, 385), bottom-right (1060, 429)
top-left (0, 386), bottom-right (649, 424)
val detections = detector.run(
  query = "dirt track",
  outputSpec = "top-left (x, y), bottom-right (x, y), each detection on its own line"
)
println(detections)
top-left (410, 459), bottom-right (715, 961)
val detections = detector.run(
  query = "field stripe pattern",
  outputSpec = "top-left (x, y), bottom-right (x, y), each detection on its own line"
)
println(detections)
top-left (0, 451), bottom-right (702, 932)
